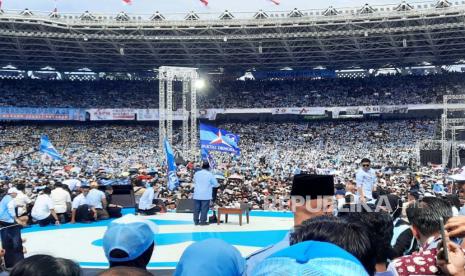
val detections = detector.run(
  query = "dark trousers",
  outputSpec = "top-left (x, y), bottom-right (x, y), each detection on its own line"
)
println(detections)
top-left (57, 212), bottom-right (70, 224)
top-left (139, 206), bottom-right (161, 216)
top-left (0, 221), bottom-right (24, 268)
top-left (76, 204), bottom-right (94, 222)
top-left (193, 200), bottom-right (210, 224)
top-left (37, 214), bottom-right (55, 227)
top-left (107, 207), bottom-right (122, 218)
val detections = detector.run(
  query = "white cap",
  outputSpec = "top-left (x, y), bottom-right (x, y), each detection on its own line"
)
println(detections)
top-left (7, 187), bottom-right (19, 194)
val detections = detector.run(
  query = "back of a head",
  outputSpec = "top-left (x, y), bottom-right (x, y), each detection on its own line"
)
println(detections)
top-left (43, 187), bottom-right (52, 195)
top-left (290, 216), bottom-right (375, 275)
top-left (201, 161), bottom-right (210, 170)
top-left (407, 197), bottom-right (452, 237)
top-left (252, 241), bottom-right (369, 276)
top-left (10, 254), bottom-right (81, 276)
top-left (109, 243), bottom-right (155, 270)
top-left (16, 183), bottom-right (26, 191)
top-left (338, 206), bottom-right (394, 263)
top-left (175, 238), bottom-right (245, 276)
top-left (98, 266), bottom-right (152, 276)
top-left (103, 215), bottom-right (158, 270)
top-left (442, 194), bottom-right (461, 210)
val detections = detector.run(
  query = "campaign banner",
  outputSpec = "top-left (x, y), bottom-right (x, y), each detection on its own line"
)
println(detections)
top-left (345, 107), bottom-right (361, 115)
top-left (362, 106), bottom-right (381, 114)
top-left (252, 69), bottom-right (336, 80)
top-left (362, 105), bottom-right (408, 114)
top-left (199, 109), bottom-right (222, 120)
top-left (136, 109), bottom-right (188, 121)
top-left (272, 107), bottom-right (326, 115)
top-left (200, 123), bottom-right (240, 155)
top-left (379, 105), bottom-right (409, 114)
top-left (88, 109), bottom-right (135, 121)
top-left (137, 109), bottom-right (159, 121)
top-left (0, 107), bottom-right (82, 121)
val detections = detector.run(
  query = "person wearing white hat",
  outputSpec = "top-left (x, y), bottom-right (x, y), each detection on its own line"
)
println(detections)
top-left (0, 187), bottom-right (25, 269)
top-left (0, 187), bottom-right (21, 225)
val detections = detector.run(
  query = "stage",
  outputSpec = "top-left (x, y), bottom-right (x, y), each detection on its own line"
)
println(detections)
top-left (21, 209), bottom-right (293, 271)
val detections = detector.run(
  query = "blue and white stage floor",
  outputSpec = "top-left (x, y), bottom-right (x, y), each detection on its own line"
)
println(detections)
top-left (21, 210), bottom-right (293, 270)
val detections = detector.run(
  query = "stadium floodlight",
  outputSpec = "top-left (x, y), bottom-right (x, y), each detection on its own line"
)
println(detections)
top-left (195, 79), bottom-right (206, 90)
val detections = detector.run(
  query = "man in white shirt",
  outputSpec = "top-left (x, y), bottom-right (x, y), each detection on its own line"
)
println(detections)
top-left (62, 178), bottom-right (81, 193)
top-left (13, 183), bottom-right (31, 226)
top-left (87, 182), bottom-right (109, 221)
top-left (355, 158), bottom-right (377, 203)
top-left (50, 182), bottom-right (72, 223)
top-left (31, 187), bottom-right (60, 227)
top-left (70, 185), bottom-right (95, 223)
top-left (138, 181), bottom-right (161, 216)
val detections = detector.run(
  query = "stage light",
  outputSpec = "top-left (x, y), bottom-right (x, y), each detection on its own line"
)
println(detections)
top-left (195, 79), bottom-right (206, 89)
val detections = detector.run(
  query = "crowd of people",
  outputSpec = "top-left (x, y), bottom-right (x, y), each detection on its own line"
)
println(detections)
top-left (0, 119), bottom-right (436, 212)
top-left (1, 116), bottom-right (464, 275)
top-left (3, 164), bottom-right (465, 276)
top-left (0, 73), bottom-right (465, 108)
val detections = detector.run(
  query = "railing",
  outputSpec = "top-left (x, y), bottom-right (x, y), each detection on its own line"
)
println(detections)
top-left (1, 1), bottom-right (464, 25)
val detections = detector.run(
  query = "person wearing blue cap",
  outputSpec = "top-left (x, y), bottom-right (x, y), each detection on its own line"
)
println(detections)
top-left (102, 214), bottom-right (158, 270)
top-left (245, 174), bottom-right (335, 275)
top-left (174, 238), bottom-right (245, 276)
top-left (290, 215), bottom-right (375, 275)
top-left (252, 241), bottom-right (369, 276)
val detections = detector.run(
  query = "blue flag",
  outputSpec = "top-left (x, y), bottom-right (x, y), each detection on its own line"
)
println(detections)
top-left (164, 138), bottom-right (180, 191)
top-left (39, 135), bottom-right (63, 161)
top-left (201, 148), bottom-right (216, 170)
top-left (200, 123), bottom-right (240, 155)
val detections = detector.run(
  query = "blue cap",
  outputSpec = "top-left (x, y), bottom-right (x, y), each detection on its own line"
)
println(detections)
top-left (252, 241), bottom-right (368, 276)
top-left (175, 239), bottom-right (245, 276)
top-left (103, 214), bottom-right (158, 262)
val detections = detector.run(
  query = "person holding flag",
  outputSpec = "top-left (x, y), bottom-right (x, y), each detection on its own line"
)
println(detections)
top-left (193, 161), bottom-right (218, 226)
top-left (164, 138), bottom-right (180, 191)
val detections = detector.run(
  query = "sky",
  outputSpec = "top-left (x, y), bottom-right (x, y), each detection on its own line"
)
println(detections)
top-left (4, 0), bottom-right (436, 15)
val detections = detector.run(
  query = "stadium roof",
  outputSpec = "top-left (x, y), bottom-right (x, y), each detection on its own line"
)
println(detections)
top-left (1, 1), bottom-right (465, 72)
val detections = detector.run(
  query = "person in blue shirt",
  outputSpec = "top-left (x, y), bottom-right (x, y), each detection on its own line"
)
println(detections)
top-left (0, 187), bottom-right (25, 269)
top-left (0, 187), bottom-right (19, 225)
top-left (87, 182), bottom-right (109, 221)
top-left (193, 161), bottom-right (218, 226)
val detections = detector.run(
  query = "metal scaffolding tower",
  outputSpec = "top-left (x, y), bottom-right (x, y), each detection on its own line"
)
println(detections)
top-left (442, 95), bottom-right (465, 168)
top-left (158, 66), bottom-right (199, 160)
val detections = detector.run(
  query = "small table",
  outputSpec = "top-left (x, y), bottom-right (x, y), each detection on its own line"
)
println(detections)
top-left (217, 207), bottom-right (250, 226)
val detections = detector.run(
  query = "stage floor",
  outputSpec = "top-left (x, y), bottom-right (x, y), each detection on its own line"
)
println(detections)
top-left (21, 209), bottom-right (293, 270)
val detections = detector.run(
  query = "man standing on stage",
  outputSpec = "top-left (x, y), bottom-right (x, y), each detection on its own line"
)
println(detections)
top-left (193, 161), bottom-right (218, 226)
top-left (356, 158), bottom-right (377, 203)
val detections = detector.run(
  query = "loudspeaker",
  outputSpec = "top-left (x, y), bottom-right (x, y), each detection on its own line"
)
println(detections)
top-left (112, 193), bottom-right (135, 208)
top-left (99, 185), bottom-right (135, 208)
top-left (176, 199), bottom-right (195, 213)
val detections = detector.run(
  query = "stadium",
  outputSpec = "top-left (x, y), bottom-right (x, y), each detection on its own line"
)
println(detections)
top-left (1, 0), bottom-right (465, 275)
